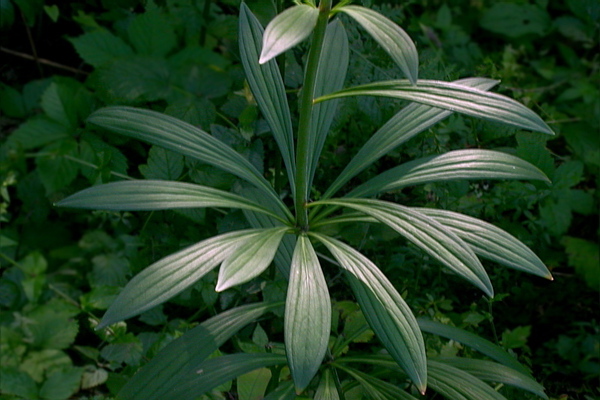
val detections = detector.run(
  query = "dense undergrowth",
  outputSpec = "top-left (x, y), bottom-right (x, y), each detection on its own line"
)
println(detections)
top-left (1, 0), bottom-right (598, 399)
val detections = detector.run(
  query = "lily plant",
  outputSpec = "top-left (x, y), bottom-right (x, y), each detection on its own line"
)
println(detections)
top-left (58, 1), bottom-right (554, 399)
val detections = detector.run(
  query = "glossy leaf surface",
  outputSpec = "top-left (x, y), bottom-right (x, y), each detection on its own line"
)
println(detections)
top-left (428, 360), bottom-right (507, 400)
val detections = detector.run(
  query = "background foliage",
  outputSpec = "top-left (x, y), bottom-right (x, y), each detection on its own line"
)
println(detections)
top-left (1, 0), bottom-right (598, 399)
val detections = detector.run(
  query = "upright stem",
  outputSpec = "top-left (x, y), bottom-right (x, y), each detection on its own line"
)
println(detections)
top-left (294, 0), bottom-right (331, 231)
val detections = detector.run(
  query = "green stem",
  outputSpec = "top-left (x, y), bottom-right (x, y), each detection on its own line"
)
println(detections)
top-left (294, 0), bottom-right (331, 230)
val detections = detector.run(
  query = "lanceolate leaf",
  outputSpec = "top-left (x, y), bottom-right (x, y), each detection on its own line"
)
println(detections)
top-left (417, 208), bottom-right (552, 279)
top-left (428, 360), bottom-right (508, 400)
top-left (239, 4), bottom-right (296, 191)
top-left (417, 318), bottom-right (531, 376)
top-left (313, 199), bottom-right (493, 296)
top-left (315, 369), bottom-right (341, 400)
top-left (349, 149), bottom-right (550, 198)
top-left (285, 235), bottom-right (331, 392)
top-left (87, 106), bottom-right (292, 220)
top-left (307, 20), bottom-right (350, 190)
top-left (313, 233), bottom-right (427, 393)
top-left (119, 302), bottom-right (283, 400)
top-left (259, 4), bottom-right (319, 64)
top-left (435, 357), bottom-right (548, 399)
top-left (98, 229), bottom-right (270, 328)
top-left (216, 227), bottom-right (288, 291)
top-left (332, 363), bottom-right (420, 400)
top-left (315, 80), bottom-right (554, 135)
top-left (339, 5), bottom-right (418, 85)
top-left (168, 353), bottom-right (287, 400)
top-left (263, 381), bottom-right (297, 400)
top-left (323, 78), bottom-right (499, 199)
top-left (57, 180), bottom-right (287, 223)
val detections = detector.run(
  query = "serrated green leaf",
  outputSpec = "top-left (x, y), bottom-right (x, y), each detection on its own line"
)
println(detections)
top-left (259, 4), bottom-right (319, 64)
top-left (139, 146), bottom-right (184, 180)
top-left (285, 235), bottom-right (331, 392)
top-left (313, 233), bottom-right (426, 393)
top-left (238, 367), bottom-right (272, 400)
top-left (69, 30), bottom-right (134, 67)
top-left (315, 80), bottom-right (554, 135)
top-left (0, 82), bottom-right (26, 117)
top-left (36, 139), bottom-right (79, 193)
top-left (7, 116), bottom-right (70, 150)
top-left (340, 5), bottom-right (418, 85)
top-left (428, 360), bottom-right (508, 400)
top-left (216, 227), bottom-right (288, 291)
top-left (417, 208), bottom-right (552, 279)
top-left (164, 96), bottom-right (216, 129)
top-left (39, 367), bottom-right (82, 400)
top-left (350, 149), bottom-right (550, 198)
top-left (128, 11), bottom-right (176, 57)
top-left (98, 229), bottom-right (272, 328)
top-left (119, 302), bottom-right (283, 400)
top-left (87, 106), bottom-right (292, 220)
top-left (313, 199), bottom-right (493, 296)
top-left (562, 236), bottom-right (600, 291)
top-left (435, 357), bottom-right (548, 399)
top-left (0, 367), bottom-right (38, 399)
top-left (239, 3), bottom-right (295, 191)
top-left (40, 79), bottom-right (92, 128)
top-left (417, 318), bottom-right (531, 376)
top-left (100, 333), bottom-right (143, 365)
top-left (323, 78), bottom-right (499, 199)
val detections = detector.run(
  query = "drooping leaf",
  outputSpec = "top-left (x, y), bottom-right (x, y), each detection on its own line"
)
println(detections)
top-left (259, 4), bottom-right (319, 64)
top-left (313, 199), bottom-right (493, 296)
top-left (339, 5), bottom-right (418, 85)
top-left (434, 357), bottom-right (548, 399)
top-left (216, 227), bottom-right (288, 291)
top-left (307, 20), bottom-right (350, 191)
top-left (56, 180), bottom-right (285, 223)
top-left (315, 79), bottom-right (554, 135)
top-left (313, 233), bottom-right (426, 393)
top-left (119, 302), bottom-right (283, 400)
top-left (239, 4), bottom-right (296, 191)
top-left (428, 360), bottom-right (508, 400)
top-left (285, 235), bottom-right (331, 392)
top-left (323, 78), bottom-right (499, 199)
top-left (87, 106), bottom-right (291, 219)
top-left (349, 149), bottom-right (550, 198)
top-left (98, 229), bottom-right (272, 328)
top-left (417, 208), bottom-right (552, 279)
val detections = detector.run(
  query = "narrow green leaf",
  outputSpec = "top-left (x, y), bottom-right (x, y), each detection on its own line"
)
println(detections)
top-left (428, 360), bottom-right (508, 400)
top-left (332, 363), bottom-right (420, 400)
top-left (259, 4), bottom-right (319, 64)
top-left (56, 180), bottom-right (286, 223)
top-left (98, 229), bottom-right (270, 328)
top-left (417, 318), bottom-right (531, 376)
top-left (216, 227), bottom-right (288, 291)
top-left (349, 149), bottom-right (550, 198)
top-left (263, 381), bottom-right (297, 400)
top-left (239, 4), bottom-right (296, 191)
top-left (312, 199), bottom-right (493, 296)
top-left (87, 106), bottom-right (292, 220)
top-left (312, 233), bottom-right (426, 393)
top-left (340, 5), bottom-right (418, 84)
top-left (435, 357), bottom-right (548, 399)
top-left (168, 353), bottom-right (287, 400)
top-left (119, 302), bottom-right (284, 400)
top-left (323, 78), bottom-right (499, 199)
top-left (307, 20), bottom-right (350, 191)
top-left (315, 369), bottom-right (341, 400)
top-left (315, 80), bottom-right (554, 135)
top-left (417, 208), bottom-right (552, 279)
top-left (285, 235), bottom-right (331, 392)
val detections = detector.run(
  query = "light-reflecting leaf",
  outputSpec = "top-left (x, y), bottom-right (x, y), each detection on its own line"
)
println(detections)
top-left (315, 80), bottom-right (554, 135)
top-left (313, 233), bottom-right (426, 393)
top-left (259, 4), bottom-right (319, 64)
top-left (417, 208), bottom-right (552, 279)
top-left (340, 5), bottom-right (418, 84)
top-left (285, 235), bottom-right (331, 392)
top-left (332, 363), bottom-right (420, 400)
top-left (87, 106), bottom-right (292, 220)
top-left (435, 357), bottom-right (548, 399)
top-left (216, 227), bottom-right (288, 291)
top-left (307, 20), bottom-right (350, 192)
top-left (312, 199), bottom-right (493, 296)
top-left (57, 180), bottom-right (286, 223)
top-left (323, 78), bottom-right (499, 199)
top-left (239, 4), bottom-right (295, 191)
top-left (417, 318), bottom-right (531, 376)
top-left (118, 302), bottom-right (283, 400)
top-left (315, 369), bottom-right (340, 400)
top-left (349, 149), bottom-right (550, 198)
top-left (98, 229), bottom-right (272, 328)
top-left (428, 360), bottom-right (508, 400)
